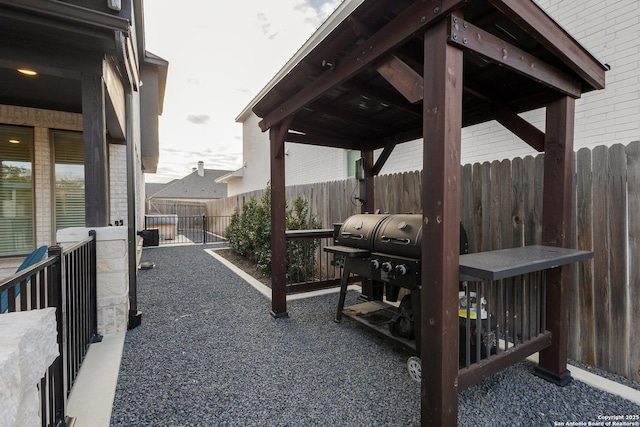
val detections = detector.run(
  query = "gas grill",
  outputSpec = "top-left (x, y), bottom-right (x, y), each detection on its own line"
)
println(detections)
top-left (324, 213), bottom-right (490, 361)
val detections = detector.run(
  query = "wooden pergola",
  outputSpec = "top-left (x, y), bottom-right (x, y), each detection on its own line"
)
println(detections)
top-left (252, 0), bottom-right (607, 425)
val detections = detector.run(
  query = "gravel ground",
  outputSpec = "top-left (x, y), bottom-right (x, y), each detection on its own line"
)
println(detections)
top-left (111, 245), bottom-right (640, 426)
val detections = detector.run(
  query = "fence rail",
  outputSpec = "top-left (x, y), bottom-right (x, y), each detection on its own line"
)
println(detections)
top-left (0, 231), bottom-right (98, 427)
top-left (144, 215), bottom-right (231, 245)
top-left (206, 141), bottom-right (640, 382)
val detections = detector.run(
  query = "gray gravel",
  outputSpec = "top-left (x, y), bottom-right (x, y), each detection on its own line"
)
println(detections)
top-left (111, 245), bottom-right (640, 426)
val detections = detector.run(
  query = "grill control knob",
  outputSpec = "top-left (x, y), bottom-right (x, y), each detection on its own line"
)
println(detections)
top-left (395, 264), bottom-right (408, 276)
top-left (371, 259), bottom-right (381, 270)
top-left (381, 262), bottom-right (394, 273)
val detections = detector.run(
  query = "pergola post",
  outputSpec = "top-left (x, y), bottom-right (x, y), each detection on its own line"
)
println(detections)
top-left (270, 121), bottom-right (290, 318)
top-left (535, 96), bottom-right (576, 385)
top-left (421, 14), bottom-right (464, 426)
top-left (360, 149), bottom-right (382, 300)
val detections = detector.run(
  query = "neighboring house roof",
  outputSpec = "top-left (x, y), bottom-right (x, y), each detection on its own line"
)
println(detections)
top-left (215, 168), bottom-right (244, 184)
top-left (148, 169), bottom-right (232, 200)
top-left (145, 182), bottom-right (170, 198)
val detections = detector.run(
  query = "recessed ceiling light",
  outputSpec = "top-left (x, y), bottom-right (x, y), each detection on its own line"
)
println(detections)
top-left (9, 139), bottom-right (20, 144)
top-left (17, 68), bottom-right (37, 76)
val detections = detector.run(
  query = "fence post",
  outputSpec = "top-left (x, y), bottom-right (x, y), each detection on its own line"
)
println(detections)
top-left (203, 214), bottom-right (207, 244)
top-left (89, 230), bottom-right (102, 343)
top-left (47, 245), bottom-right (68, 427)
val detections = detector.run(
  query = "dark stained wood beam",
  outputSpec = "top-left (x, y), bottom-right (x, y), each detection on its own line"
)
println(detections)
top-left (535, 96), bottom-right (576, 385)
top-left (254, 0), bottom-right (399, 116)
top-left (458, 332), bottom-right (552, 390)
top-left (270, 120), bottom-right (291, 319)
top-left (305, 102), bottom-right (394, 134)
top-left (462, 83), bottom-right (545, 151)
top-left (347, 15), bottom-right (373, 39)
top-left (371, 139), bottom-right (397, 176)
top-left (488, 0), bottom-right (606, 91)
top-left (420, 11), bottom-right (464, 426)
top-left (448, 16), bottom-right (582, 98)
top-left (345, 80), bottom-right (422, 118)
top-left (258, 0), bottom-right (467, 131)
top-left (285, 131), bottom-right (367, 150)
top-left (493, 104), bottom-right (545, 152)
top-left (361, 149), bottom-right (375, 213)
top-left (374, 54), bottom-right (424, 104)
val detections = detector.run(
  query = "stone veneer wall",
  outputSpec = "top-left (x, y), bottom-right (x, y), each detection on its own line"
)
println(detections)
top-left (56, 226), bottom-right (129, 335)
top-left (0, 308), bottom-right (59, 427)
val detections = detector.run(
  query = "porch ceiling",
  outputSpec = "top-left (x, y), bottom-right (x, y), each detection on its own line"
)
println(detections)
top-left (0, 0), bottom-right (129, 113)
top-left (252, 0), bottom-right (608, 151)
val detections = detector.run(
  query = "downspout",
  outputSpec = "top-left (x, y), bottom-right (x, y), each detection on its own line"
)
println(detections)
top-left (126, 89), bottom-right (141, 329)
top-left (116, 29), bottom-right (142, 329)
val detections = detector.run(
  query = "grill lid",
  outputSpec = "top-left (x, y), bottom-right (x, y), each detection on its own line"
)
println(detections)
top-left (336, 214), bottom-right (389, 251)
top-left (374, 214), bottom-right (423, 258)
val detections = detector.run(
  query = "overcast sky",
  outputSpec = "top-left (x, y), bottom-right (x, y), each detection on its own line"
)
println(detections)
top-left (143, 0), bottom-right (343, 183)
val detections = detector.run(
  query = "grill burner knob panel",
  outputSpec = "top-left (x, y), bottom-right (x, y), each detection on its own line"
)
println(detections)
top-left (371, 259), bottom-right (381, 270)
top-left (382, 262), bottom-right (394, 273)
top-left (395, 264), bottom-right (408, 276)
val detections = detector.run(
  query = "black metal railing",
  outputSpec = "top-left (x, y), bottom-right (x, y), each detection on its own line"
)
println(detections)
top-left (459, 271), bottom-right (546, 369)
top-left (0, 231), bottom-right (98, 427)
top-left (144, 215), bottom-right (231, 245)
top-left (285, 229), bottom-right (344, 293)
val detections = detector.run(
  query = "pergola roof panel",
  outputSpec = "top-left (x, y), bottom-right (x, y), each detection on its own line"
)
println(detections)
top-left (253, 0), bottom-right (607, 151)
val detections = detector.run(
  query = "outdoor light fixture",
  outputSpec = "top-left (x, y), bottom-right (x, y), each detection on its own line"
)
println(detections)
top-left (17, 68), bottom-right (37, 76)
top-left (321, 59), bottom-right (337, 70)
top-left (107, 0), bottom-right (121, 11)
top-left (9, 139), bottom-right (20, 144)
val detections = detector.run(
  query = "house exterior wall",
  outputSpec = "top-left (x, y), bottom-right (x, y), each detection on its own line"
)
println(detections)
top-left (230, 113), bottom-right (350, 196)
top-left (0, 106), bottom-right (82, 278)
top-left (284, 142), bottom-right (348, 185)
top-left (109, 144), bottom-right (128, 225)
top-left (0, 104), bottom-right (133, 279)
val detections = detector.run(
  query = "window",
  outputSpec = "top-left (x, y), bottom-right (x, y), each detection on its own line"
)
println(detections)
top-left (0, 126), bottom-right (34, 257)
top-left (53, 131), bottom-right (85, 231)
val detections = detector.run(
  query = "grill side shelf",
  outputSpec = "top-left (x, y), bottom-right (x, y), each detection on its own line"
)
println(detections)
top-left (459, 245), bottom-right (594, 281)
top-left (323, 245), bottom-right (371, 258)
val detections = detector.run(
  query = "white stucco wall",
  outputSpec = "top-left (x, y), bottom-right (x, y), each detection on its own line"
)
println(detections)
top-left (229, 113), bottom-right (351, 195)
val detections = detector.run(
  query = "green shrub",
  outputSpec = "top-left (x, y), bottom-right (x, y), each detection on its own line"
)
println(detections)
top-left (226, 184), bottom-right (322, 280)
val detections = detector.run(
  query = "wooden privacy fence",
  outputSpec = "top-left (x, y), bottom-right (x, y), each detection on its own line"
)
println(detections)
top-left (207, 141), bottom-right (640, 382)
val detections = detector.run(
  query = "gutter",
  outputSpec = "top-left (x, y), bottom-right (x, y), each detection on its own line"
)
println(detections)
top-left (0, 0), bottom-right (130, 32)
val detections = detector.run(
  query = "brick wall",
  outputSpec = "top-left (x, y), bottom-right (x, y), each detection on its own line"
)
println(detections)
top-left (109, 144), bottom-right (128, 225)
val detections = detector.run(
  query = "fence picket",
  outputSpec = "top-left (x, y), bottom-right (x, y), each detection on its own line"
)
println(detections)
top-left (626, 141), bottom-right (640, 382)
top-left (592, 145), bottom-right (611, 370)
top-left (575, 147), bottom-right (595, 365)
top-left (607, 144), bottom-right (629, 377)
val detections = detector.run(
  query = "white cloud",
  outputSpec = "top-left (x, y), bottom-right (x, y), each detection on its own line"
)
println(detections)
top-left (143, 0), bottom-right (342, 183)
